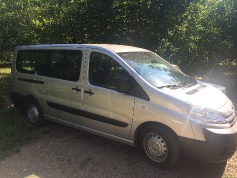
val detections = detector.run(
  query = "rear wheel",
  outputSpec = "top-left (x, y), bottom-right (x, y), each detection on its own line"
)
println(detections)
top-left (139, 125), bottom-right (181, 168)
top-left (25, 99), bottom-right (44, 124)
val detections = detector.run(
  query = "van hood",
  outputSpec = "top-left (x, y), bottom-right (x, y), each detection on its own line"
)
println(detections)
top-left (186, 84), bottom-right (227, 109)
top-left (163, 83), bottom-right (228, 110)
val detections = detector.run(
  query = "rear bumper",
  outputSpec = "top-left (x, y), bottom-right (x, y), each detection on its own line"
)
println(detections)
top-left (180, 120), bottom-right (237, 163)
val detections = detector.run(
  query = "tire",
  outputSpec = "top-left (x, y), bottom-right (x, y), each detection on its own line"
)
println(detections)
top-left (139, 125), bottom-right (181, 168)
top-left (25, 99), bottom-right (44, 125)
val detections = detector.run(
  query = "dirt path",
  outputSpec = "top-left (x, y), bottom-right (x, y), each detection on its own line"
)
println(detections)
top-left (0, 124), bottom-right (236, 178)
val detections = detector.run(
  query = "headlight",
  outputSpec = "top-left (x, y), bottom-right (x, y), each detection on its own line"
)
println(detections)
top-left (188, 105), bottom-right (227, 124)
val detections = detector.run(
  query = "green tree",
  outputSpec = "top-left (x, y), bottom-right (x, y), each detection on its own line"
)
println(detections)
top-left (164, 0), bottom-right (237, 75)
top-left (0, 0), bottom-right (236, 76)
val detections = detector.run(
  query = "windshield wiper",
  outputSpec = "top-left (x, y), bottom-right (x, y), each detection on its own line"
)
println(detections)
top-left (179, 77), bottom-right (197, 87)
top-left (157, 84), bottom-right (180, 89)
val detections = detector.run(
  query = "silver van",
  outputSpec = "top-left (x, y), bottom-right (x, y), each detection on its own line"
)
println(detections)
top-left (11, 44), bottom-right (237, 167)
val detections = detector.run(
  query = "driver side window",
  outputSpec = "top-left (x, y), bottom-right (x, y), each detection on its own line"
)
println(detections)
top-left (89, 52), bottom-right (125, 90)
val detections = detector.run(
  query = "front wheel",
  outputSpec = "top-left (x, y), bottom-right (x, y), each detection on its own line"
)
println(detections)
top-left (139, 125), bottom-right (181, 168)
top-left (25, 99), bottom-right (44, 125)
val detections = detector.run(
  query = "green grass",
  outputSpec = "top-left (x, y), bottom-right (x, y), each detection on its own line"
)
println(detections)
top-left (0, 67), bottom-right (11, 75)
top-left (0, 68), bottom-right (49, 159)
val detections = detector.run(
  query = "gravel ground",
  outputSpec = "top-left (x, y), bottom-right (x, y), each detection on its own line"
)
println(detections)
top-left (0, 123), bottom-right (236, 178)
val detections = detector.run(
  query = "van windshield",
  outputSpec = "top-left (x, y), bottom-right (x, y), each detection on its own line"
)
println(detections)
top-left (117, 52), bottom-right (196, 88)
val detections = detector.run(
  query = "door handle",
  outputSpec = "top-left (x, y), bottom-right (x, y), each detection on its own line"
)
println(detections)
top-left (72, 87), bottom-right (81, 92)
top-left (84, 89), bottom-right (94, 96)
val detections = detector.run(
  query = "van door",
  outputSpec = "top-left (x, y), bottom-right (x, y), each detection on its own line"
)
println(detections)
top-left (44, 49), bottom-right (84, 125)
top-left (82, 49), bottom-right (135, 140)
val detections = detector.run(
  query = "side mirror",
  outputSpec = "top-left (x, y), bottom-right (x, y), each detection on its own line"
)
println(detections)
top-left (116, 74), bottom-right (130, 93)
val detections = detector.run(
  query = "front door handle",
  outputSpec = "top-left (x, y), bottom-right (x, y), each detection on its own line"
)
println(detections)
top-left (72, 86), bottom-right (81, 92)
top-left (84, 89), bottom-right (94, 96)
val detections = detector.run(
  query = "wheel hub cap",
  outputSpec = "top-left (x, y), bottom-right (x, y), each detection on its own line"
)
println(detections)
top-left (28, 104), bottom-right (39, 123)
top-left (144, 133), bottom-right (168, 162)
top-left (148, 139), bottom-right (162, 155)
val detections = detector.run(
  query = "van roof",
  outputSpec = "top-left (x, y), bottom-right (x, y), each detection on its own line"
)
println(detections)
top-left (89, 44), bottom-right (149, 53)
top-left (15, 44), bottom-right (149, 53)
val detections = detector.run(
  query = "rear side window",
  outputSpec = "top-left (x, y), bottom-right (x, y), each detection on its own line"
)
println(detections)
top-left (16, 50), bottom-right (82, 81)
top-left (16, 50), bottom-right (39, 74)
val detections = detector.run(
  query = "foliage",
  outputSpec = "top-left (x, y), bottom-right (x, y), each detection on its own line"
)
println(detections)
top-left (167, 0), bottom-right (237, 75)
top-left (0, 74), bottom-right (11, 109)
top-left (0, 0), bottom-right (237, 76)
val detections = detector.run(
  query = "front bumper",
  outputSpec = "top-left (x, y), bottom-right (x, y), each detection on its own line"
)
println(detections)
top-left (180, 119), bottom-right (237, 163)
